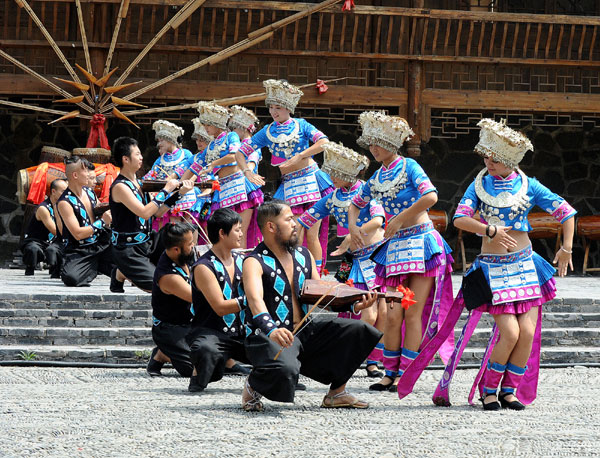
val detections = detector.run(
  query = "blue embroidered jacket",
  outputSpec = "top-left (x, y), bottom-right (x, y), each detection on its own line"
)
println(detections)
top-left (352, 156), bottom-right (436, 218)
top-left (454, 169), bottom-right (577, 231)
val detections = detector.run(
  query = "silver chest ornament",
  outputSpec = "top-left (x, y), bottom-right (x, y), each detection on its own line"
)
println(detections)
top-left (205, 138), bottom-right (228, 165)
top-left (474, 168), bottom-right (530, 226)
top-left (266, 120), bottom-right (301, 160)
top-left (370, 157), bottom-right (408, 201)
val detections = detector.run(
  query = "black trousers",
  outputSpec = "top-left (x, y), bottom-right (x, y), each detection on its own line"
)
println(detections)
top-left (21, 239), bottom-right (46, 270)
top-left (245, 315), bottom-right (383, 403)
top-left (152, 322), bottom-right (193, 377)
top-left (186, 327), bottom-right (249, 390)
top-left (112, 241), bottom-right (155, 291)
top-left (61, 242), bottom-right (114, 287)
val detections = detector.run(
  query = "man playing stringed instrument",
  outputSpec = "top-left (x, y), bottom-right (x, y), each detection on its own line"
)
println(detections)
top-left (109, 136), bottom-right (194, 292)
top-left (241, 200), bottom-right (382, 412)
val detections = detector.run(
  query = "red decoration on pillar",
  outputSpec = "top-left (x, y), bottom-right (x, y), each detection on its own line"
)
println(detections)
top-left (87, 113), bottom-right (110, 150)
top-left (316, 79), bottom-right (329, 94)
top-left (342, 0), bottom-right (355, 11)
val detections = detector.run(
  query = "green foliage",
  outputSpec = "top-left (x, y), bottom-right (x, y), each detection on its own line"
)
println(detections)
top-left (18, 350), bottom-right (38, 361)
top-left (134, 349), bottom-right (152, 360)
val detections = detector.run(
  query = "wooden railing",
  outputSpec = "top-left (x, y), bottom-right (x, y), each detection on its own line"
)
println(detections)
top-left (2, 1), bottom-right (600, 66)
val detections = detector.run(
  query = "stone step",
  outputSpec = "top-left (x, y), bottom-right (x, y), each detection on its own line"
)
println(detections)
top-left (0, 309), bottom-right (152, 328)
top-left (0, 327), bottom-right (153, 346)
top-left (456, 312), bottom-right (600, 329)
top-left (1, 344), bottom-right (598, 365)
top-left (456, 327), bottom-right (600, 347)
top-left (0, 294), bottom-right (150, 311)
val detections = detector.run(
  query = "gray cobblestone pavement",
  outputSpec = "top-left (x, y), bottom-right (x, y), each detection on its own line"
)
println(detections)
top-left (1, 366), bottom-right (599, 457)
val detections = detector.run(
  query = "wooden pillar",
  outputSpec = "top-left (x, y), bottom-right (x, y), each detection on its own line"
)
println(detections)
top-left (406, 0), bottom-right (424, 157)
top-left (406, 60), bottom-right (422, 157)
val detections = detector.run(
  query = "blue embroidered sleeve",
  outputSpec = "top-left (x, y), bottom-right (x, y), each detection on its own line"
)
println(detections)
top-left (297, 194), bottom-right (332, 229)
top-left (352, 178), bottom-right (372, 209)
top-left (454, 181), bottom-right (479, 220)
top-left (227, 132), bottom-right (242, 154)
top-left (299, 118), bottom-right (327, 144)
top-left (407, 159), bottom-right (436, 196)
top-left (529, 177), bottom-right (577, 223)
top-left (240, 126), bottom-right (268, 158)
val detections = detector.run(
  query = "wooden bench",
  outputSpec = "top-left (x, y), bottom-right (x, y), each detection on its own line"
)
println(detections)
top-left (577, 215), bottom-right (600, 274)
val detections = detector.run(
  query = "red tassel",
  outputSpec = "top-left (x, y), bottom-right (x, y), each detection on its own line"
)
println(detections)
top-left (342, 0), bottom-right (355, 11)
top-left (86, 113), bottom-right (110, 150)
top-left (321, 268), bottom-right (329, 276)
top-left (315, 79), bottom-right (329, 94)
top-left (345, 279), bottom-right (354, 287)
top-left (211, 180), bottom-right (221, 192)
top-left (400, 287), bottom-right (417, 310)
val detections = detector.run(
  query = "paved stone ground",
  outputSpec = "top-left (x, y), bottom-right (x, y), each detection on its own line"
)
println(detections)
top-left (1, 366), bottom-right (599, 457)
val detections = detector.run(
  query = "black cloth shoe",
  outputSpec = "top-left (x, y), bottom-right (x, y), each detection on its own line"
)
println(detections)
top-left (481, 393), bottom-right (501, 411)
top-left (49, 265), bottom-right (60, 279)
top-left (499, 392), bottom-right (525, 411)
top-left (146, 347), bottom-right (164, 377)
top-left (110, 267), bottom-right (125, 293)
top-left (224, 363), bottom-right (251, 376)
top-left (366, 366), bottom-right (384, 378)
top-left (188, 375), bottom-right (204, 392)
top-left (369, 376), bottom-right (394, 391)
top-left (295, 381), bottom-right (307, 391)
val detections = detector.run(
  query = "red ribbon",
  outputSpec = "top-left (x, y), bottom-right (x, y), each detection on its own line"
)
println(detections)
top-left (86, 113), bottom-right (110, 150)
top-left (342, 0), bottom-right (355, 11)
top-left (316, 79), bottom-right (329, 94)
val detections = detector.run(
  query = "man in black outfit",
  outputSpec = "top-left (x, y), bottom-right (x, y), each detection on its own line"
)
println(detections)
top-left (147, 222), bottom-right (195, 377)
top-left (21, 179), bottom-right (67, 276)
top-left (241, 200), bottom-right (382, 411)
top-left (109, 136), bottom-right (192, 292)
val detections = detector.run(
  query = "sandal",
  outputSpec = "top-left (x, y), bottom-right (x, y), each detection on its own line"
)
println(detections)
top-left (242, 379), bottom-right (264, 412)
top-left (321, 390), bottom-right (369, 409)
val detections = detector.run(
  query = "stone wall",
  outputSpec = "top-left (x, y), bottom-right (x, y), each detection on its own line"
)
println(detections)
top-left (1, 110), bottom-right (598, 271)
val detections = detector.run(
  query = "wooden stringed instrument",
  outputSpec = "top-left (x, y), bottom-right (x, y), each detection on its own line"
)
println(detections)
top-left (300, 279), bottom-right (408, 309)
top-left (140, 179), bottom-right (217, 192)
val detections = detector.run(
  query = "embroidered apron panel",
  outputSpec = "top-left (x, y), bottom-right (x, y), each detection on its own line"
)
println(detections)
top-left (482, 257), bottom-right (541, 305)
top-left (386, 235), bottom-right (426, 275)
top-left (172, 189), bottom-right (197, 211)
top-left (283, 166), bottom-right (321, 205)
top-left (219, 172), bottom-right (248, 208)
top-left (357, 253), bottom-right (377, 289)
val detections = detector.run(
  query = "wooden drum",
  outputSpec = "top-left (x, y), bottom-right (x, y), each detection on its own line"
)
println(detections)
top-left (527, 212), bottom-right (562, 239)
top-left (73, 147), bottom-right (111, 164)
top-left (39, 146), bottom-right (71, 164)
top-left (17, 164), bottom-right (67, 205)
top-left (429, 209), bottom-right (448, 234)
top-left (577, 215), bottom-right (600, 241)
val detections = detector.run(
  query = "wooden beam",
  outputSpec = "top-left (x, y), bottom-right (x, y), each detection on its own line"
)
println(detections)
top-left (422, 89), bottom-right (600, 113)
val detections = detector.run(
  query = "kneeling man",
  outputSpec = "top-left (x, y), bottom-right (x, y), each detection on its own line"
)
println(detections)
top-left (187, 208), bottom-right (250, 392)
top-left (241, 200), bottom-right (383, 411)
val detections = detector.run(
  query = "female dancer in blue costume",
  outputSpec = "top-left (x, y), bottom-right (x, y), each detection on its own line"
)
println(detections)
top-left (227, 105), bottom-right (263, 248)
top-left (178, 102), bottom-right (263, 249)
top-left (298, 141), bottom-right (387, 377)
top-left (427, 119), bottom-right (576, 410)
top-left (348, 112), bottom-right (454, 393)
top-left (143, 120), bottom-right (201, 231)
top-left (238, 79), bottom-right (333, 273)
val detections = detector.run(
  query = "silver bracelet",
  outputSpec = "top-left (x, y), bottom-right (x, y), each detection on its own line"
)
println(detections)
top-left (560, 246), bottom-right (572, 254)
